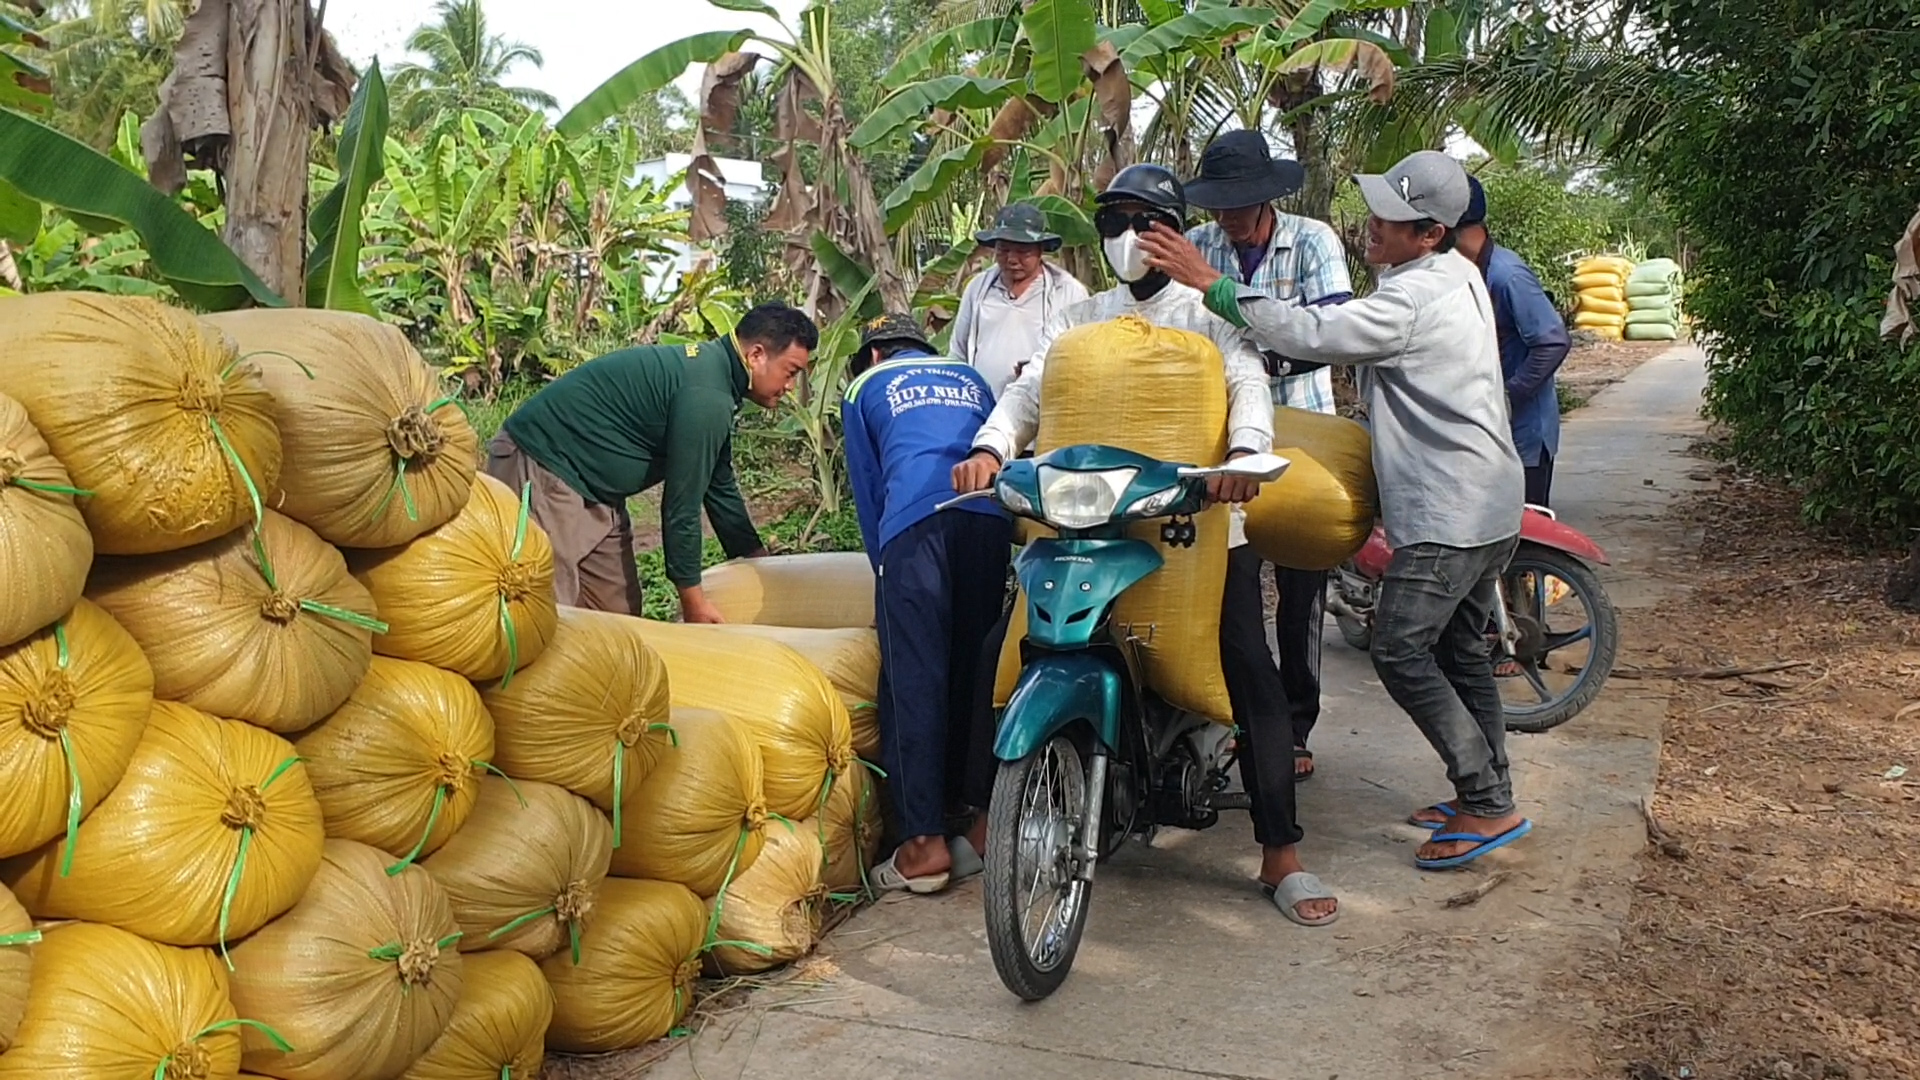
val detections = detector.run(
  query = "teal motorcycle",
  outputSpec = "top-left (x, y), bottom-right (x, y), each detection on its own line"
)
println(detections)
top-left (943, 444), bottom-right (1289, 1000)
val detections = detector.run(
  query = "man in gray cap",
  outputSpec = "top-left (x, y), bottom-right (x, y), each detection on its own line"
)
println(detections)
top-left (1144, 149), bottom-right (1531, 872)
top-left (948, 202), bottom-right (1089, 399)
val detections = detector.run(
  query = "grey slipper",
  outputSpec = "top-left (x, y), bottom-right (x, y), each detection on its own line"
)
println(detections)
top-left (871, 854), bottom-right (949, 895)
top-left (948, 835), bottom-right (985, 881)
top-left (1262, 871), bottom-right (1340, 927)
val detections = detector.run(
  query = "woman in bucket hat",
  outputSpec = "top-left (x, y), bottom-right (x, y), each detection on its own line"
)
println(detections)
top-left (948, 202), bottom-right (1089, 399)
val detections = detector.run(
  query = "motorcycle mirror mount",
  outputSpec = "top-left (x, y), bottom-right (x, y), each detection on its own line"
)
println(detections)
top-left (1177, 452), bottom-right (1291, 484)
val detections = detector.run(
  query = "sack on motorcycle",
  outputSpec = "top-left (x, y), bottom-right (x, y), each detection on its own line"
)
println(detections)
top-left (700, 553), bottom-right (874, 629)
top-left (1244, 407), bottom-right (1377, 572)
top-left (1016, 315), bottom-right (1233, 723)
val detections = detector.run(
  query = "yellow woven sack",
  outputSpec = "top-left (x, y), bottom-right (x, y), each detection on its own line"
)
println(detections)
top-left (294, 657), bottom-right (496, 868)
top-left (1575, 255), bottom-right (1634, 278)
top-left (1573, 311), bottom-right (1625, 330)
top-left (818, 760), bottom-right (882, 894)
top-left (0, 882), bottom-right (30, 1053)
top-left (709, 624), bottom-right (882, 760)
top-left (227, 839), bottom-right (464, 1080)
top-left (638, 619), bottom-right (854, 820)
top-left (0, 922), bottom-right (249, 1080)
top-left (1027, 315), bottom-right (1232, 721)
top-left (706, 819), bottom-right (825, 976)
top-left (1577, 295), bottom-right (1629, 317)
top-left (0, 599), bottom-right (153, 858)
top-left (206, 310), bottom-right (480, 550)
top-left (1, 701), bottom-right (324, 953)
top-left (0, 393), bottom-right (92, 648)
top-left (1244, 407), bottom-right (1378, 573)
top-left (609, 707), bottom-right (767, 897)
top-left (478, 607), bottom-right (672, 820)
top-left (1576, 284), bottom-right (1626, 304)
top-left (1570, 271), bottom-right (1622, 292)
top-left (701, 552), bottom-right (875, 628)
top-left (349, 473), bottom-right (558, 682)
top-left (86, 510), bottom-right (380, 732)
top-left (0, 293), bottom-right (282, 555)
top-left (540, 877), bottom-right (704, 1054)
top-left (420, 777), bottom-right (610, 963)
top-left (397, 950), bottom-right (549, 1080)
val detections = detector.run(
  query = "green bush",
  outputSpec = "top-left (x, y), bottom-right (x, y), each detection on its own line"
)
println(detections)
top-left (1647, 0), bottom-right (1920, 531)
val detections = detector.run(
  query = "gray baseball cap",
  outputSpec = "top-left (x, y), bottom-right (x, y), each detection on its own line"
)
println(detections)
top-left (1355, 150), bottom-right (1471, 227)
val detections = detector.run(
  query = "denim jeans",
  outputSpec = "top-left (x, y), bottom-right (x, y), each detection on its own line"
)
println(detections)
top-left (1370, 536), bottom-right (1521, 818)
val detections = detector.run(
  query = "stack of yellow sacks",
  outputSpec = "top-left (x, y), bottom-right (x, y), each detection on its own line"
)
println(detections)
top-left (0, 292), bottom-right (876, 1078)
top-left (1571, 255), bottom-right (1636, 339)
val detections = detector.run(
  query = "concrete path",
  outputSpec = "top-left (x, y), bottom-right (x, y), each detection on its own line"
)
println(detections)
top-left (647, 347), bottom-right (1712, 1080)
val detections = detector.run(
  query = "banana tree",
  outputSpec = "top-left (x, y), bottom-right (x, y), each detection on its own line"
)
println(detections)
top-left (556, 0), bottom-right (913, 319)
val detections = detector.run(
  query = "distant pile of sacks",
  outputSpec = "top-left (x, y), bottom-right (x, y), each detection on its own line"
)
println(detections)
top-left (0, 291), bottom-right (885, 1080)
top-left (1570, 255), bottom-right (1636, 340)
top-left (1622, 258), bottom-right (1684, 341)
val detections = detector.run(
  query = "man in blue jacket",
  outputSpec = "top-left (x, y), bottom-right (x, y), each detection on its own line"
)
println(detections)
top-left (843, 313), bottom-right (1010, 894)
top-left (1454, 176), bottom-right (1571, 507)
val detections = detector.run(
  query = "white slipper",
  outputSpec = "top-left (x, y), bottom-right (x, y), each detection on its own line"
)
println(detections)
top-left (871, 854), bottom-right (949, 895)
top-left (1263, 871), bottom-right (1340, 927)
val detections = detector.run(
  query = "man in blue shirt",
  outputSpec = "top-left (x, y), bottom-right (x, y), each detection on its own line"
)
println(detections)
top-left (1454, 176), bottom-right (1571, 507)
top-left (843, 313), bottom-right (1009, 894)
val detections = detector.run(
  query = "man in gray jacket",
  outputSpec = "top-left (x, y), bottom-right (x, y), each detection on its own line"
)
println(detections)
top-left (1142, 150), bottom-right (1531, 871)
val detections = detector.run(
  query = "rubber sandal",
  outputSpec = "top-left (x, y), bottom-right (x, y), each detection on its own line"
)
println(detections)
top-left (1261, 871), bottom-right (1339, 927)
top-left (1414, 819), bottom-right (1534, 870)
top-left (948, 835), bottom-right (985, 882)
top-left (1408, 802), bottom-right (1457, 830)
top-left (871, 854), bottom-right (950, 894)
top-left (1294, 747), bottom-right (1315, 782)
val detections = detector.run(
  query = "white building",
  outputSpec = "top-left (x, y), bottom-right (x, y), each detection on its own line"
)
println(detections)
top-left (632, 154), bottom-right (770, 290)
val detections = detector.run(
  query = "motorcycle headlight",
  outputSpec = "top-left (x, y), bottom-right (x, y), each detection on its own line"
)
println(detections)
top-left (1036, 466), bottom-right (1137, 529)
top-left (1121, 485), bottom-right (1182, 519)
top-left (995, 477), bottom-right (1036, 517)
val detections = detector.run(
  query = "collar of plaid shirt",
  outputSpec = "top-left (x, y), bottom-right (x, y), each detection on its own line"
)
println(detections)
top-left (1188, 216), bottom-right (1343, 413)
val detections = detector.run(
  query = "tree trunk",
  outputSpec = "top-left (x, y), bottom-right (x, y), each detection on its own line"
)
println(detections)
top-left (222, 0), bottom-right (312, 303)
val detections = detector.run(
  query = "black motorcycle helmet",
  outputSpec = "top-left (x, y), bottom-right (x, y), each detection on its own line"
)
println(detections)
top-left (1094, 163), bottom-right (1188, 229)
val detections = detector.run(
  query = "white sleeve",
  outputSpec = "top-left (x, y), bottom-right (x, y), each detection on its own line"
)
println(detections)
top-left (948, 272), bottom-right (983, 363)
top-left (971, 305), bottom-right (1075, 461)
top-left (1236, 280), bottom-right (1414, 365)
top-left (1214, 321), bottom-right (1275, 455)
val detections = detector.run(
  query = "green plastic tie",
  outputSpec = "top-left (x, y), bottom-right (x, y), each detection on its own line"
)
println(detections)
top-left (152, 1017), bottom-right (293, 1080)
top-left (610, 741), bottom-right (624, 849)
top-left (471, 760), bottom-right (526, 806)
top-left (216, 756), bottom-right (300, 969)
top-left (207, 414), bottom-right (273, 588)
top-left (486, 905), bottom-right (552, 941)
top-left (494, 481), bottom-right (533, 689)
top-left (826, 891), bottom-right (864, 904)
top-left (56, 727), bottom-right (81, 878)
top-left (647, 721), bottom-right (679, 747)
top-left (501, 1068), bottom-right (512, 1080)
top-left (367, 930), bottom-right (462, 963)
top-left (859, 758), bottom-right (888, 780)
top-left (5, 475), bottom-right (94, 498)
top-left (768, 811), bottom-right (796, 833)
top-left (703, 938), bottom-right (774, 957)
top-left (567, 918), bottom-right (582, 966)
top-left (701, 825), bottom-right (752, 949)
top-left (851, 701), bottom-right (876, 713)
top-left (368, 456), bottom-right (420, 524)
top-left (234, 349), bottom-right (315, 380)
top-left (298, 599), bottom-right (390, 634)
top-left (387, 783), bottom-right (449, 876)
top-left (53, 620), bottom-right (69, 668)
top-left (0, 929), bottom-right (42, 947)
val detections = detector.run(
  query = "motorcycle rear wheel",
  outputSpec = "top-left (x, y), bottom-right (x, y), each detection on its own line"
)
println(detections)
top-left (1500, 545), bottom-right (1619, 734)
top-left (983, 733), bottom-right (1093, 1002)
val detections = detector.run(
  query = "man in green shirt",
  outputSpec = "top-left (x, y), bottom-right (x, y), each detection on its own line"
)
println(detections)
top-left (484, 302), bottom-right (819, 622)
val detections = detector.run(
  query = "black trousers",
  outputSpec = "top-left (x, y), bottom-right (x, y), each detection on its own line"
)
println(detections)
top-left (1268, 562), bottom-right (1327, 751)
top-left (874, 510), bottom-right (1012, 840)
top-left (1218, 546), bottom-right (1303, 848)
top-left (1525, 449), bottom-right (1555, 508)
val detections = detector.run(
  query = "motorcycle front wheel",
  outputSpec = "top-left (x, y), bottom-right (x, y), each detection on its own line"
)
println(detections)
top-left (983, 733), bottom-right (1093, 1001)
top-left (1499, 545), bottom-right (1620, 734)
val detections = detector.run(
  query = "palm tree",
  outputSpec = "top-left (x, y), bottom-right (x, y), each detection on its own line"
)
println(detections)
top-left (389, 0), bottom-right (558, 129)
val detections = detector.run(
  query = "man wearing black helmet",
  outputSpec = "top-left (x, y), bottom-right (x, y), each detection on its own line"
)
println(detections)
top-left (952, 164), bottom-right (1340, 927)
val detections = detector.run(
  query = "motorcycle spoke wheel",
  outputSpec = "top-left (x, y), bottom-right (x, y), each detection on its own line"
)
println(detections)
top-left (983, 734), bottom-right (1092, 1001)
top-left (1498, 547), bottom-right (1620, 734)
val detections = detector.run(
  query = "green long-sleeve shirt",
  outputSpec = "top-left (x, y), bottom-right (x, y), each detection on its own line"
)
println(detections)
top-left (502, 336), bottom-right (763, 588)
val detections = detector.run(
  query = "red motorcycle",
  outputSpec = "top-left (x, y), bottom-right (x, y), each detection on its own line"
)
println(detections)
top-left (1327, 507), bottom-right (1620, 734)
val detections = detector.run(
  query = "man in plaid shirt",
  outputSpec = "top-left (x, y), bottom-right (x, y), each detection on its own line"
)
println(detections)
top-left (1177, 130), bottom-right (1353, 783)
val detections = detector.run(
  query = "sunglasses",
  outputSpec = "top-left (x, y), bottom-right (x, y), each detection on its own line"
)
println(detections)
top-left (1094, 206), bottom-right (1179, 239)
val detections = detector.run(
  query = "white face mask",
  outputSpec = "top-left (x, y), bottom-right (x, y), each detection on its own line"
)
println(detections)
top-left (1102, 230), bottom-right (1152, 283)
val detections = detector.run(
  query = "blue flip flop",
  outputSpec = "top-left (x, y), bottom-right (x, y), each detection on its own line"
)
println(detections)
top-left (1408, 803), bottom-right (1456, 831)
top-left (1414, 819), bottom-right (1533, 870)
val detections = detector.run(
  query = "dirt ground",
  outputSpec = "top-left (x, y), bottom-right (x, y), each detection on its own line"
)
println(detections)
top-left (1572, 455), bottom-right (1920, 1080)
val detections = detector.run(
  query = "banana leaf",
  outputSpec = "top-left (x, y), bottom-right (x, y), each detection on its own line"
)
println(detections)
top-left (0, 108), bottom-right (281, 309)
top-left (1020, 0), bottom-right (1097, 104)
top-left (883, 139), bottom-right (992, 232)
top-left (850, 76), bottom-right (1018, 149)
top-left (557, 29), bottom-right (754, 138)
top-left (307, 60), bottom-right (388, 313)
top-left (883, 10), bottom-right (1022, 91)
